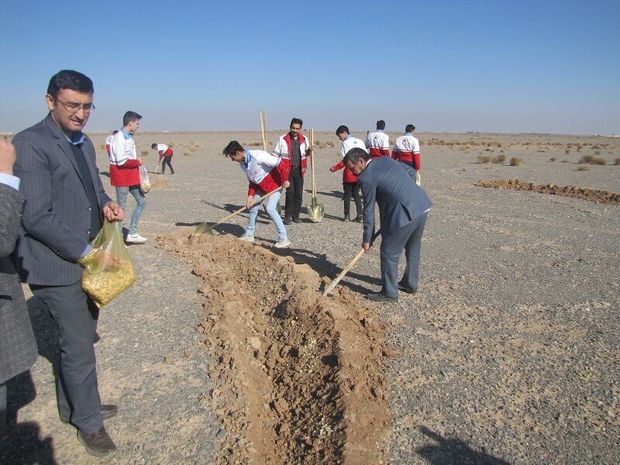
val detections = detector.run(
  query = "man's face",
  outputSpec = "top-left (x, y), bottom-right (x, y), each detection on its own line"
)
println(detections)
top-left (289, 123), bottom-right (302, 138)
top-left (337, 132), bottom-right (347, 141)
top-left (45, 88), bottom-right (93, 134)
top-left (230, 150), bottom-right (245, 162)
top-left (127, 119), bottom-right (140, 134)
top-left (345, 159), bottom-right (365, 176)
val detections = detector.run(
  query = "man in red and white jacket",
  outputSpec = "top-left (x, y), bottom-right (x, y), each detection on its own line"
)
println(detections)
top-left (365, 120), bottom-right (390, 158)
top-left (392, 124), bottom-right (421, 185)
top-left (330, 125), bottom-right (367, 222)
top-left (223, 141), bottom-right (291, 249)
top-left (108, 111), bottom-right (147, 244)
top-left (151, 143), bottom-right (174, 174)
top-left (272, 117), bottom-right (312, 224)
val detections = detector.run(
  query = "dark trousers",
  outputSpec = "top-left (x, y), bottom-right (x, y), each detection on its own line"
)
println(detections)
top-left (161, 155), bottom-right (174, 174)
top-left (343, 182), bottom-right (362, 219)
top-left (285, 167), bottom-right (304, 220)
top-left (30, 281), bottom-right (103, 433)
top-left (380, 212), bottom-right (428, 297)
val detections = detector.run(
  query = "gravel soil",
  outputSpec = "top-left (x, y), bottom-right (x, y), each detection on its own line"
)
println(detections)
top-left (2, 131), bottom-right (619, 464)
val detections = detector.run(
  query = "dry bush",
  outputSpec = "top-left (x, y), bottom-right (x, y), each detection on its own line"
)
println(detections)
top-left (477, 156), bottom-right (491, 164)
top-left (565, 149), bottom-right (570, 155)
top-left (577, 166), bottom-right (590, 171)
top-left (576, 144), bottom-right (582, 152)
top-left (509, 157), bottom-right (523, 166)
top-left (579, 155), bottom-right (606, 165)
top-left (549, 157), bottom-right (556, 162)
top-left (492, 155), bottom-right (506, 164)
top-left (615, 157), bottom-right (620, 165)
top-left (141, 150), bottom-right (149, 156)
top-left (594, 150), bottom-right (601, 156)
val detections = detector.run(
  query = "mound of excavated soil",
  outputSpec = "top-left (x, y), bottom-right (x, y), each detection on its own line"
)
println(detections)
top-left (474, 179), bottom-right (620, 204)
top-left (157, 229), bottom-right (391, 464)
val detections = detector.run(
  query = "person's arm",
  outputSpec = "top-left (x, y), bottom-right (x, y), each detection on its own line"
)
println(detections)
top-left (0, 140), bottom-right (24, 257)
top-left (359, 176), bottom-right (376, 249)
top-left (330, 160), bottom-right (344, 172)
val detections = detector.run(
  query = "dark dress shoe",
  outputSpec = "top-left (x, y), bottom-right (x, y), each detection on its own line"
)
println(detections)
top-left (365, 292), bottom-right (398, 302)
top-left (354, 215), bottom-right (363, 223)
top-left (292, 217), bottom-right (301, 223)
top-left (78, 427), bottom-right (117, 457)
top-left (398, 283), bottom-right (418, 294)
top-left (343, 215), bottom-right (350, 222)
top-left (283, 217), bottom-right (292, 225)
top-left (61, 404), bottom-right (118, 424)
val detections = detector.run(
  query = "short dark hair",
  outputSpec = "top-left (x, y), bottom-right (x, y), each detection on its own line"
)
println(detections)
top-left (343, 147), bottom-right (369, 165)
top-left (223, 140), bottom-right (244, 157)
top-left (336, 125), bottom-right (349, 136)
top-left (290, 117), bottom-right (303, 127)
top-left (151, 143), bottom-right (158, 149)
top-left (47, 70), bottom-right (94, 99)
top-left (376, 120), bottom-right (386, 130)
top-left (123, 111), bottom-right (142, 126)
top-left (405, 124), bottom-right (415, 133)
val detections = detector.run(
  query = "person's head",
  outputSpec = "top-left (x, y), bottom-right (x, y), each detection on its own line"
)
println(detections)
top-left (289, 117), bottom-right (303, 138)
top-left (151, 143), bottom-right (158, 149)
top-left (343, 147), bottom-right (370, 175)
top-left (223, 140), bottom-right (246, 162)
top-left (405, 124), bottom-right (415, 133)
top-left (123, 111), bottom-right (142, 134)
top-left (336, 125), bottom-right (350, 141)
top-left (45, 70), bottom-right (95, 134)
top-left (376, 120), bottom-right (386, 130)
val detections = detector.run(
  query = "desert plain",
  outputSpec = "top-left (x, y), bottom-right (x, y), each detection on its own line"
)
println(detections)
top-left (1, 130), bottom-right (619, 464)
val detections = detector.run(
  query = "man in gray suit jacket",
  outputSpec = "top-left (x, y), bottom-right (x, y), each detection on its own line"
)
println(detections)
top-left (12, 70), bottom-right (124, 457)
top-left (344, 148), bottom-right (432, 302)
top-left (0, 140), bottom-right (38, 437)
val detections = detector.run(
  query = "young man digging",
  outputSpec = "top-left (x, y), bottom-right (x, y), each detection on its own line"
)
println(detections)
top-left (223, 141), bottom-right (291, 248)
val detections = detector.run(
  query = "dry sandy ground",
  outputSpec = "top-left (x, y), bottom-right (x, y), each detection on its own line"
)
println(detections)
top-left (1, 130), bottom-right (619, 464)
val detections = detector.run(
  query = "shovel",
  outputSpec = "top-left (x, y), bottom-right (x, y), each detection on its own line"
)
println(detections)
top-left (323, 230), bottom-right (380, 296)
top-left (192, 186), bottom-right (283, 237)
top-left (308, 128), bottom-right (324, 222)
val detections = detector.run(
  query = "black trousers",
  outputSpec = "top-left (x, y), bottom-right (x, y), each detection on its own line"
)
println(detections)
top-left (343, 182), bottom-right (362, 219)
top-left (161, 155), bottom-right (174, 174)
top-left (285, 167), bottom-right (304, 220)
top-left (30, 281), bottom-right (103, 433)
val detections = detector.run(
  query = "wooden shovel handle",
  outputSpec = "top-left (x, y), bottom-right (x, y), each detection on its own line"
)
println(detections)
top-left (259, 111), bottom-right (268, 151)
top-left (210, 186), bottom-right (282, 228)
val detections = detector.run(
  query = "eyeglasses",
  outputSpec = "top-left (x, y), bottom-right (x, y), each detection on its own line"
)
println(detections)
top-left (55, 99), bottom-right (95, 113)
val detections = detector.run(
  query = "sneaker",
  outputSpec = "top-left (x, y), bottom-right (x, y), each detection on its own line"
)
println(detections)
top-left (77, 427), bottom-right (117, 457)
top-left (274, 239), bottom-right (291, 249)
top-left (239, 235), bottom-right (255, 242)
top-left (125, 233), bottom-right (147, 244)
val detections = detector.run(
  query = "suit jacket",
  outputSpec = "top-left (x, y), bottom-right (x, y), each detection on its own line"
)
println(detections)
top-left (0, 182), bottom-right (37, 383)
top-left (12, 114), bottom-right (112, 286)
top-left (358, 156), bottom-right (432, 244)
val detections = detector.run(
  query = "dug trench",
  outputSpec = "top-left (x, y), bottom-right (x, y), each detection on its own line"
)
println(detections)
top-left (157, 229), bottom-right (392, 464)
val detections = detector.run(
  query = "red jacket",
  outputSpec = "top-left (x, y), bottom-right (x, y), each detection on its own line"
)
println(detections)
top-left (248, 159), bottom-right (291, 197)
top-left (330, 160), bottom-right (358, 183)
top-left (110, 160), bottom-right (141, 187)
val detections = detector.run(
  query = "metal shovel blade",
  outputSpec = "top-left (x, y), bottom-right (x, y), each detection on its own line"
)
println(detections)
top-left (308, 196), bottom-right (324, 223)
top-left (192, 222), bottom-right (220, 236)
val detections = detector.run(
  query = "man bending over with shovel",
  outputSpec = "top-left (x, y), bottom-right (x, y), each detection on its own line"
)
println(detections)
top-left (223, 141), bottom-right (291, 248)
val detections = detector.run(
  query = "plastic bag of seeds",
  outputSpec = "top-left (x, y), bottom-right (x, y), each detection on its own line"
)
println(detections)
top-left (80, 220), bottom-right (136, 307)
top-left (139, 165), bottom-right (151, 193)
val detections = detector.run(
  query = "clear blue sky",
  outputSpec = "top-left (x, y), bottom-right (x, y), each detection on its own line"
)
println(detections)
top-left (1, 0), bottom-right (619, 135)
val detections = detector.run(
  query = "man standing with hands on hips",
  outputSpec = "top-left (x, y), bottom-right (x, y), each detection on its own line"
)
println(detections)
top-left (344, 147), bottom-right (432, 302)
top-left (12, 70), bottom-right (124, 457)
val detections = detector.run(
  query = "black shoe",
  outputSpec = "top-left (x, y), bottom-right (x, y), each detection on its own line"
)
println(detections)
top-left (284, 217), bottom-right (292, 225)
top-left (365, 292), bottom-right (398, 302)
top-left (77, 427), bottom-right (117, 457)
top-left (398, 283), bottom-right (418, 294)
top-left (343, 215), bottom-right (350, 222)
top-left (292, 217), bottom-right (301, 223)
top-left (61, 404), bottom-right (118, 424)
top-left (354, 216), bottom-right (363, 223)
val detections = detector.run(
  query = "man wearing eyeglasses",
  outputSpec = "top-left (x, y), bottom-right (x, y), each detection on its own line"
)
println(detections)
top-left (12, 70), bottom-right (124, 457)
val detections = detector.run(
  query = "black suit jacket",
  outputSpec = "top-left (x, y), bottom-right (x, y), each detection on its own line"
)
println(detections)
top-left (12, 114), bottom-right (111, 286)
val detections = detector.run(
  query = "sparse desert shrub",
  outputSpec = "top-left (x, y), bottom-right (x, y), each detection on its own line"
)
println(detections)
top-left (576, 144), bottom-right (582, 152)
top-left (509, 157), bottom-right (523, 166)
top-left (549, 157), bottom-right (556, 162)
top-left (565, 149), bottom-right (570, 155)
top-left (492, 155), bottom-right (506, 164)
top-left (577, 166), bottom-right (589, 171)
top-left (615, 157), bottom-right (620, 165)
top-left (594, 150), bottom-right (601, 156)
top-left (477, 156), bottom-right (491, 164)
top-left (141, 150), bottom-right (148, 156)
top-left (579, 155), bottom-right (606, 165)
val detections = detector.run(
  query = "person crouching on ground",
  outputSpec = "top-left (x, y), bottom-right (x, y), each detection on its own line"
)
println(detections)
top-left (223, 141), bottom-right (291, 248)
top-left (151, 142), bottom-right (174, 174)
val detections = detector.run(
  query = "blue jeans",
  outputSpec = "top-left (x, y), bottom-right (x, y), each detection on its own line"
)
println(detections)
top-left (116, 186), bottom-right (146, 235)
top-left (245, 190), bottom-right (287, 241)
